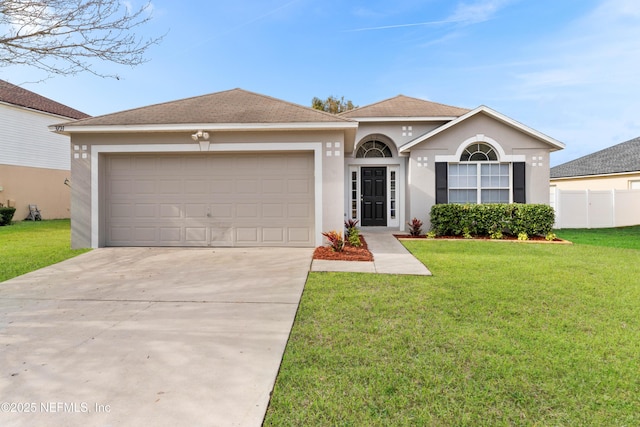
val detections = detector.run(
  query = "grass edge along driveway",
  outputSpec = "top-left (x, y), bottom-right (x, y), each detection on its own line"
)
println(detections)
top-left (0, 219), bottom-right (89, 282)
top-left (265, 228), bottom-right (640, 426)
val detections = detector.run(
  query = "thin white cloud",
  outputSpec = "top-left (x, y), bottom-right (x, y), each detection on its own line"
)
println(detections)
top-left (448, 0), bottom-right (514, 24)
top-left (344, 0), bottom-right (513, 32)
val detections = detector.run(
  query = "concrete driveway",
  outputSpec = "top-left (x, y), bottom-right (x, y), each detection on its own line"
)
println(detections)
top-left (0, 247), bottom-right (313, 427)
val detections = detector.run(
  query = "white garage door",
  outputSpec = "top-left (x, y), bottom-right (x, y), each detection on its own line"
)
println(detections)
top-left (104, 153), bottom-right (315, 247)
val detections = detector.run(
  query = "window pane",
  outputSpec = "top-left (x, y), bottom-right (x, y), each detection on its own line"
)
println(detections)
top-left (450, 189), bottom-right (477, 203)
top-left (481, 189), bottom-right (509, 203)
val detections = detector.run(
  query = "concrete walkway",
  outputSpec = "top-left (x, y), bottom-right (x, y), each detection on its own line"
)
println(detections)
top-left (311, 230), bottom-right (432, 275)
top-left (0, 247), bottom-right (313, 427)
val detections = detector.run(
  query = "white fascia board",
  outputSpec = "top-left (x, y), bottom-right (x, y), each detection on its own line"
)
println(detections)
top-left (550, 171), bottom-right (640, 181)
top-left (399, 106), bottom-right (566, 153)
top-left (351, 116), bottom-right (458, 122)
top-left (51, 121), bottom-right (358, 134)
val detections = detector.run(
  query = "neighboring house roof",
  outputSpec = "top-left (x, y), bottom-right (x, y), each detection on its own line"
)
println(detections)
top-left (59, 88), bottom-right (356, 131)
top-left (399, 105), bottom-right (565, 153)
top-left (339, 94), bottom-right (470, 120)
top-left (0, 79), bottom-right (89, 119)
top-left (550, 136), bottom-right (640, 179)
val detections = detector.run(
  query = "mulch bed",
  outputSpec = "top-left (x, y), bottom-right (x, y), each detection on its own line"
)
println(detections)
top-left (394, 234), bottom-right (570, 243)
top-left (313, 235), bottom-right (374, 261)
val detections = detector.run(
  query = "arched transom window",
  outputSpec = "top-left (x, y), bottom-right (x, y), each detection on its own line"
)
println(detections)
top-left (356, 139), bottom-right (392, 158)
top-left (460, 143), bottom-right (498, 161)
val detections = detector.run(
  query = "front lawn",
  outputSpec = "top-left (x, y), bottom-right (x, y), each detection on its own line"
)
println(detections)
top-left (556, 225), bottom-right (640, 250)
top-left (265, 232), bottom-right (640, 426)
top-left (0, 220), bottom-right (89, 282)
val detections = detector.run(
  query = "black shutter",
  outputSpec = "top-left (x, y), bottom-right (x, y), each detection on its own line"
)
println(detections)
top-left (513, 162), bottom-right (526, 203)
top-left (435, 162), bottom-right (448, 204)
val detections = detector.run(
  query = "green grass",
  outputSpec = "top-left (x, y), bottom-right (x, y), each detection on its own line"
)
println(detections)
top-left (265, 232), bottom-right (640, 426)
top-left (0, 219), bottom-right (90, 282)
top-left (556, 225), bottom-right (640, 250)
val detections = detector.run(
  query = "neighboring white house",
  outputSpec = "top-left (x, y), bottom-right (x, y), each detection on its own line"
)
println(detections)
top-left (550, 136), bottom-right (640, 228)
top-left (52, 89), bottom-right (564, 249)
top-left (0, 79), bottom-right (89, 219)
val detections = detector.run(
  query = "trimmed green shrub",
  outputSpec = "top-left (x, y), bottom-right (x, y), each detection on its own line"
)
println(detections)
top-left (430, 203), bottom-right (555, 238)
top-left (0, 207), bottom-right (16, 226)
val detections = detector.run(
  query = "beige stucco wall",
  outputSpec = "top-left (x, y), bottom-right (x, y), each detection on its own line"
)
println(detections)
top-left (69, 130), bottom-right (346, 248)
top-left (407, 113), bottom-right (556, 227)
top-left (550, 172), bottom-right (640, 191)
top-left (0, 164), bottom-right (71, 220)
top-left (348, 121), bottom-right (445, 154)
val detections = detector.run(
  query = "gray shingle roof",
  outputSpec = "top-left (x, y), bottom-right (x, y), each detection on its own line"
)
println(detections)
top-left (0, 79), bottom-right (89, 119)
top-left (550, 136), bottom-right (640, 178)
top-left (65, 88), bottom-right (354, 127)
top-left (339, 94), bottom-right (470, 119)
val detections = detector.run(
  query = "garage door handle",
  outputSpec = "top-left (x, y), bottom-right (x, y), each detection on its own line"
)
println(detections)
top-left (207, 213), bottom-right (212, 217)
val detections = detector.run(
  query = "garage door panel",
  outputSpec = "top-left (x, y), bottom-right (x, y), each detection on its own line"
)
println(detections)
top-left (185, 204), bottom-right (207, 218)
top-left (134, 180), bottom-right (156, 195)
top-left (211, 226), bottom-right (233, 245)
top-left (160, 227), bottom-right (181, 243)
top-left (135, 204), bottom-right (157, 219)
top-left (160, 204), bottom-right (181, 218)
top-left (236, 228), bottom-right (258, 243)
top-left (263, 228), bottom-right (284, 243)
top-left (288, 203), bottom-right (311, 218)
top-left (262, 203), bottom-right (284, 218)
top-left (134, 227), bottom-right (157, 242)
top-left (211, 180), bottom-right (233, 194)
top-left (289, 228), bottom-right (311, 243)
top-left (105, 153), bottom-right (314, 247)
top-left (110, 179), bottom-right (132, 195)
top-left (185, 227), bottom-right (207, 243)
top-left (236, 203), bottom-right (258, 218)
top-left (159, 179), bottom-right (182, 194)
top-left (288, 179), bottom-right (310, 194)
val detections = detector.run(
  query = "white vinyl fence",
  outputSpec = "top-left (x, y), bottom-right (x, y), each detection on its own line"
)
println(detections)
top-left (550, 188), bottom-right (640, 229)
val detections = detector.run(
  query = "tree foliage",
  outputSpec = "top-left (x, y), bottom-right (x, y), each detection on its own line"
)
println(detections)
top-left (311, 95), bottom-right (357, 114)
top-left (0, 0), bottom-right (163, 78)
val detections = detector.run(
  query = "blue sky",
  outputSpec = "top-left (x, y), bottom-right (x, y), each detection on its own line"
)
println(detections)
top-left (3, 0), bottom-right (640, 166)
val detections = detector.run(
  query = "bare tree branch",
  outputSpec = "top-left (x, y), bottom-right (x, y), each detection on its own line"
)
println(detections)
top-left (0, 0), bottom-right (164, 78)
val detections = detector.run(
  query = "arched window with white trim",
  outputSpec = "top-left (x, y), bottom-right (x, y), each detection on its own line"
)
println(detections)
top-left (356, 139), bottom-right (393, 158)
top-left (448, 142), bottom-right (510, 204)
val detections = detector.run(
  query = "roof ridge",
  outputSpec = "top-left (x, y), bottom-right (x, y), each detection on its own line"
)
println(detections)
top-left (237, 88), bottom-right (355, 122)
top-left (339, 94), bottom-right (470, 118)
top-left (69, 88), bottom-right (355, 125)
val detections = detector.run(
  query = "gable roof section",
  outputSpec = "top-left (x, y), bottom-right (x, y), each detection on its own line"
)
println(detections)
top-left (0, 79), bottom-right (89, 120)
top-left (550, 136), bottom-right (640, 179)
top-left (339, 94), bottom-right (470, 120)
top-left (59, 88), bottom-right (356, 132)
top-left (399, 105), bottom-right (565, 153)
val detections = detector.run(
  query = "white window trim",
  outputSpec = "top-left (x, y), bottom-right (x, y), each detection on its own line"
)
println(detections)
top-left (91, 142), bottom-right (323, 248)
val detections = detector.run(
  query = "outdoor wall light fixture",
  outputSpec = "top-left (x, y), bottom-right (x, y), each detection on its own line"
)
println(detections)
top-left (191, 130), bottom-right (209, 141)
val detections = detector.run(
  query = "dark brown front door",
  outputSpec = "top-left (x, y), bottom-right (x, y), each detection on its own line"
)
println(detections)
top-left (361, 167), bottom-right (386, 226)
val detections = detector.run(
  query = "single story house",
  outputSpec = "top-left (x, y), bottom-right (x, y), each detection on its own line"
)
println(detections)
top-left (0, 79), bottom-right (89, 219)
top-left (53, 88), bottom-right (564, 248)
top-left (550, 136), bottom-right (640, 190)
